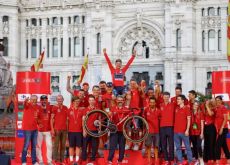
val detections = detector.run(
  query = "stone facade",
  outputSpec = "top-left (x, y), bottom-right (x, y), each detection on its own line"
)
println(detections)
top-left (0, 0), bottom-right (229, 105)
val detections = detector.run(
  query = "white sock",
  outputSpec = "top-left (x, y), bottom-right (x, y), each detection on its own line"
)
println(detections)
top-left (75, 155), bottom-right (79, 162)
top-left (70, 156), bottom-right (73, 161)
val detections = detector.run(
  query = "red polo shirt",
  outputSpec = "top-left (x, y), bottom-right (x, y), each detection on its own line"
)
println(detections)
top-left (203, 108), bottom-right (215, 125)
top-left (143, 107), bottom-right (160, 133)
top-left (159, 102), bottom-right (175, 127)
top-left (174, 105), bottom-right (191, 133)
top-left (102, 92), bottom-right (113, 109)
top-left (52, 105), bottom-right (68, 131)
top-left (129, 89), bottom-right (141, 109)
top-left (68, 106), bottom-right (84, 132)
top-left (190, 110), bottom-right (204, 135)
top-left (215, 105), bottom-right (228, 130)
top-left (111, 106), bottom-right (130, 131)
top-left (22, 102), bottom-right (39, 130)
top-left (37, 105), bottom-right (52, 132)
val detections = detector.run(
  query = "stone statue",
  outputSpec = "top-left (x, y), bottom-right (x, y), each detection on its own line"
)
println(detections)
top-left (3, 63), bottom-right (13, 88)
top-left (0, 42), bottom-right (13, 94)
top-left (0, 44), bottom-right (7, 87)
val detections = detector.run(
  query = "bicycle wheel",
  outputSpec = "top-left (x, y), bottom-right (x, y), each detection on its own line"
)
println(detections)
top-left (83, 109), bottom-right (110, 137)
top-left (122, 115), bottom-right (149, 143)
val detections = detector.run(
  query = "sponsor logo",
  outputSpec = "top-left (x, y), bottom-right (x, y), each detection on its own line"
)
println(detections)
top-left (22, 78), bottom-right (41, 83)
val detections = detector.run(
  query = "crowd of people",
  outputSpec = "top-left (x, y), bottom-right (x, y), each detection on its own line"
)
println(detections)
top-left (20, 48), bottom-right (230, 165)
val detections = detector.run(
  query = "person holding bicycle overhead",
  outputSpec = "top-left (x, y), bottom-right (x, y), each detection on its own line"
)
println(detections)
top-left (108, 95), bottom-right (131, 164)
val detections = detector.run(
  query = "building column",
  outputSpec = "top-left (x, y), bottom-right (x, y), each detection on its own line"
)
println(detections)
top-left (205, 30), bottom-right (208, 53)
top-left (42, 18), bottom-right (47, 57)
top-left (221, 7), bottom-right (227, 55)
top-left (63, 17), bottom-right (68, 59)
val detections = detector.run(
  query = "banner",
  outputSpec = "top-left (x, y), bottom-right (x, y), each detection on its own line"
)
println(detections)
top-left (15, 72), bottom-right (50, 163)
top-left (16, 72), bottom-right (51, 94)
top-left (212, 71), bottom-right (230, 102)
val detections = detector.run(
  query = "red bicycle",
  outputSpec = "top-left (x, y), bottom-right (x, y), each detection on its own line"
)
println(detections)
top-left (83, 109), bottom-right (149, 143)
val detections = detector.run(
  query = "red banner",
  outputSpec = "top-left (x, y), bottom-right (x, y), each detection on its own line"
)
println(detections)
top-left (15, 72), bottom-right (51, 163)
top-left (16, 72), bottom-right (51, 94)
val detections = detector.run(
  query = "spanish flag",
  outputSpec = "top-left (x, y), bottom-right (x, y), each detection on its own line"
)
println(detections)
top-left (78, 54), bottom-right (89, 84)
top-left (228, 0), bottom-right (230, 61)
top-left (31, 50), bottom-right (45, 72)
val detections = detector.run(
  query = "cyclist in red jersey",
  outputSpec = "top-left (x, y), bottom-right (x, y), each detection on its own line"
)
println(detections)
top-left (103, 48), bottom-right (136, 95)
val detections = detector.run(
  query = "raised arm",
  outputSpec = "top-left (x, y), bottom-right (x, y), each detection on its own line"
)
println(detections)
top-left (122, 50), bottom-right (136, 72)
top-left (103, 48), bottom-right (114, 71)
top-left (66, 76), bottom-right (74, 95)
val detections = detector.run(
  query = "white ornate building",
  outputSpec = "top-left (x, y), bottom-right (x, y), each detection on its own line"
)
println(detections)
top-left (0, 0), bottom-right (229, 104)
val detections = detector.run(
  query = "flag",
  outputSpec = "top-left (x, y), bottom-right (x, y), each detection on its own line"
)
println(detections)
top-left (31, 51), bottom-right (45, 72)
top-left (228, 0), bottom-right (230, 61)
top-left (78, 54), bottom-right (89, 84)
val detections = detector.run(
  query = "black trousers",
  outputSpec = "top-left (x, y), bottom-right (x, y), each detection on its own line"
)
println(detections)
top-left (215, 128), bottom-right (230, 160)
top-left (190, 135), bottom-right (202, 159)
top-left (108, 131), bottom-right (126, 162)
top-left (203, 124), bottom-right (216, 162)
top-left (82, 133), bottom-right (98, 161)
top-left (160, 126), bottom-right (174, 161)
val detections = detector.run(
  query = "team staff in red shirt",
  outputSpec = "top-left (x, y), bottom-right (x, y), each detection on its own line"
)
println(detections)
top-left (107, 95), bottom-right (130, 164)
top-left (103, 48), bottom-right (136, 95)
top-left (125, 79), bottom-right (142, 150)
top-left (91, 85), bottom-right (103, 110)
top-left (36, 95), bottom-right (53, 165)
top-left (67, 96), bottom-right (84, 163)
top-left (189, 101), bottom-right (204, 164)
top-left (203, 99), bottom-right (216, 163)
top-left (102, 82), bottom-right (116, 112)
top-left (171, 86), bottom-right (188, 106)
top-left (82, 95), bottom-right (99, 162)
top-left (174, 95), bottom-right (193, 165)
top-left (214, 96), bottom-right (230, 163)
top-left (188, 90), bottom-right (197, 112)
top-left (21, 95), bottom-right (39, 165)
top-left (51, 95), bottom-right (68, 164)
top-left (159, 92), bottom-right (175, 165)
top-left (143, 97), bottom-right (161, 164)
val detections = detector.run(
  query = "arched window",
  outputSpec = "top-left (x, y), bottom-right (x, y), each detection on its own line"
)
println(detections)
top-left (31, 18), bottom-right (37, 26)
top-left (218, 30), bottom-right (221, 51)
top-left (201, 8), bottom-right (205, 16)
top-left (96, 33), bottom-right (101, 54)
top-left (74, 37), bottom-right (80, 57)
top-left (52, 38), bottom-right (58, 57)
top-left (208, 30), bottom-right (215, 51)
top-left (31, 39), bottom-right (37, 58)
top-left (208, 7), bottom-right (215, 16)
top-left (202, 31), bottom-right (205, 52)
top-left (176, 29), bottom-right (181, 51)
top-left (3, 16), bottom-right (9, 23)
top-left (74, 15), bottom-right (80, 24)
top-left (53, 17), bottom-right (58, 25)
